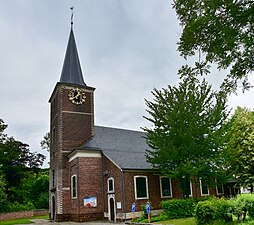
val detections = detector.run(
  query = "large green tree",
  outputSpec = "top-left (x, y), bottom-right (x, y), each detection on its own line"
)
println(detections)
top-left (0, 119), bottom-right (46, 207)
top-left (224, 107), bottom-right (254, 191)
top-left (143, 66), bottom-right (229, 197)
top-left (173, 0), bottom-right (254, 91)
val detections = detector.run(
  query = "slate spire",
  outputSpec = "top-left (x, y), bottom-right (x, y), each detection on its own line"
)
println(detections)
top-left (60, 17), bottom-right (86, 86)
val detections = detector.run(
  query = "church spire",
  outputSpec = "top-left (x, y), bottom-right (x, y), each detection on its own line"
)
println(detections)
top-left (60, 7), bottom-right (86, 86)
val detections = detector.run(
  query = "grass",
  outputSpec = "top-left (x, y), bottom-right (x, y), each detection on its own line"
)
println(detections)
top-left (0, 215), bottom-right (49, 225)
top-left (154, 217), bottom-right (254, 225)
top-left (155, 217), bottom-right (196, 225)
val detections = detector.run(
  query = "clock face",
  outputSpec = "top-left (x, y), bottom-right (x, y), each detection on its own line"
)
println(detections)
top-left (68, 87), bottom-right (86, 105)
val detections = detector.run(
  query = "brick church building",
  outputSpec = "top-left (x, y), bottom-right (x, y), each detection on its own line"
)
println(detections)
top-left (49, 24), bottom-right (237, 222)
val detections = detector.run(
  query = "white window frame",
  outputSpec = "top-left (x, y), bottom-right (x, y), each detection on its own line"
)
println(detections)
top-left (215, 179), bottom-right (224, 195)
top-left (134, 176), bottom-right (149, 200)
top-left (71, 175), bottom-right (77, 199)
top-left (160, 176), bottom-right (173, 198)
top-left (200, 178), bottom-right (209, 196)
top-left (107, 177), bottom-right (114, 193)
top-left (189, 180), bottom-right (193, 197)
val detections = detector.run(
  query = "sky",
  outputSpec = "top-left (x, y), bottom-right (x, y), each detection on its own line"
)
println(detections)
top-left (0, 0), bottom-right (253, 167)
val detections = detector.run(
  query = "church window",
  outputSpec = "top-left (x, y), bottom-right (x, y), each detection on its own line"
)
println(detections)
top-left (200, 178), bottom-right (209, 196)
top-left (134, 176), bottom-right (149, 199)
top-left (52, 170), bottom-right (55, 188)
top-left (108, 177), bottom-right (114, 193)
top-left (160, 177), bottom-right (172, 198)
top-left (71, 175), bottom-right (77, 198)
top-left (180, 177), bottom-right (193, 197)
top-left (216, 179), bottom-right (224, 195)
top-left (52, 128), bottom-right (56, 146)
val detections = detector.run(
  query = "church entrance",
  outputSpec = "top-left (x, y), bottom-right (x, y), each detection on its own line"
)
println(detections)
top-left (108, 196), bottom-right (115, 221)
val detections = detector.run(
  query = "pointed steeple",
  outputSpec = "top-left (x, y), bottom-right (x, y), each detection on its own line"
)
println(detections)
top-left (60, 27), bottom-right (86, 86)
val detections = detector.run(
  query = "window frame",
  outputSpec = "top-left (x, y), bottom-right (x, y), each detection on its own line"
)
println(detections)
top-left (200, 178), bottom-right (209, 196)
top-left (71, 175), bottom-right (77, 199)
top-left (134, 176), bottom-right (149, 200)
top-left (107, 177), bottom-right (114, 193)
top-left (215, 179), bottom-right (224, 195)
top-left (52, 170), bottom-right (55, 188)
top-left (160, 176), bottom-right (173, 198)
top-left (181, 177), bottom-right (193, 197)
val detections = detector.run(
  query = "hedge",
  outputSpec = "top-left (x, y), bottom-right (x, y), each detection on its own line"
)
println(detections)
top-left (161, 198), bottom-right (201, 219)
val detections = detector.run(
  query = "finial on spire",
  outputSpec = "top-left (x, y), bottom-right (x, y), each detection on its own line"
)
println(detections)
top-left (70, 6), bottom-right (74, 28)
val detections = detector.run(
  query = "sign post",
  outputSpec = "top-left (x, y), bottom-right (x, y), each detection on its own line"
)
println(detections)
top-left (146, 202), bottom-right (150, 223)
top-left (131, 202), bottom-right (135, 221)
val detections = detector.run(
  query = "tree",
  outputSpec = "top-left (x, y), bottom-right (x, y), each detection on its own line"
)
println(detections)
top-left (0, 119), bottom-right (46, 204)
top-left (0, 170), bottom-right (8, 212)
top-left (224, 107), bottom-right (254, 191)
top-left (20, 169), bottom-right (49, 209)
top-left (40, 132), bottom-right (50, 152)
top-left (173, 0), bottom-right (254, 92)
top-left (143, 66), bottom-right (229, 197)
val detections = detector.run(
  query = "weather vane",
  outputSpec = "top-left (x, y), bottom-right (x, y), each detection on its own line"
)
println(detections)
top-left (70, 6), bottom-right (74, 28)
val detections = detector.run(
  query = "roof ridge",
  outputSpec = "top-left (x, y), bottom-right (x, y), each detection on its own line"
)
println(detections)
top-left (94, 125), bottom-right (145, 133)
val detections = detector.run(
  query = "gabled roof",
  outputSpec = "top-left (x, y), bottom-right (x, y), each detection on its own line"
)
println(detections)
top-left (80, 126), bottom-right (153, 170)
top-left (60, 28), bottom-right (86, 86)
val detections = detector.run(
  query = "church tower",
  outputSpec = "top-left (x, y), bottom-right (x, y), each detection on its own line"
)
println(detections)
top-left (49, 17), bottom-right (95, 221)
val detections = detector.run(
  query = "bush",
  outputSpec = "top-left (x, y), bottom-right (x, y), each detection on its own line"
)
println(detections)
top-left (161, 198), bottom-right (200, 219)
top-left (195, 200), bottom-right (216, 224)
top-left (6, 201), bottom-right (35, 212)
top-left (194, 197), bottom-right (235, 224)
top-left (236, 193), bottom-right (254, 220)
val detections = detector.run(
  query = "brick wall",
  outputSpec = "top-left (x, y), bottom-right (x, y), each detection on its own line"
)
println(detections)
top-left (0, 210), bottom-right (48, 221)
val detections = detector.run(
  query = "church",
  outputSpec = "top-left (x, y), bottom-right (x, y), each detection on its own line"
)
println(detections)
top-left (49, 22), bottom-right (236, 222)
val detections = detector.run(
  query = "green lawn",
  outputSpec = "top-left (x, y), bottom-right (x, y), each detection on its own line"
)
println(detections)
top-left (155, 217), bottom-right (196, 225)
top-left (0, 215), bottom-right (49, 225)
top-left (155, 217), bottom-right (254, 225)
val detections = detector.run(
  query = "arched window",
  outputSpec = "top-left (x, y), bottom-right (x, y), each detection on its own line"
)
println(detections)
top-left (108, 177), bottom-right (114, 193)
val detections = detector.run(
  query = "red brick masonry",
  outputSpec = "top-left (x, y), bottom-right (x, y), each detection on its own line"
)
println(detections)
top-left (0, 209), bottom-right (48, 221)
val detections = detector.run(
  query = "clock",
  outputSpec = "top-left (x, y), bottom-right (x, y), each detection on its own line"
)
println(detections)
top-left (68, 87), bottom-right (86, 105)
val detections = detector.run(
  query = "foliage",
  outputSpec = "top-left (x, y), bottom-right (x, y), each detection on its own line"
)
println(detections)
top-left (161, 198), bottom-right (201, 218)
top-left (194, 197), bottom-right (235, 224)
top-left (0, 171), bottom-right (8, 212)
top-left (5, 202), bottom-right (35, 212)
top-left (19, 169), bottom-right (49, 209)
top-left (173, 0), bottom-right (254, 92)
top-left (0, 119), bottom-right (47, 212)
top-left (143, 66), bottom-right (229, 196)
top-left (40, 132), bottom-right (50, 152)
top-left (235, 194), bottom-right (254, 220)
top-left (224, 107), bottom-right (254, 189)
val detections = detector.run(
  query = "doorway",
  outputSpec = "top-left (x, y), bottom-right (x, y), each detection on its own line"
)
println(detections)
top-left (109, 197), bottom-right (115, 222)
top-left (51, 195), bottom-right (55, 221)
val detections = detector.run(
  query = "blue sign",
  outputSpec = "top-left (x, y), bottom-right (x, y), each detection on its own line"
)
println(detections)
top-left (131, 203), bottom-right (136, 212)
top-left (146, 202), bottom-right (150, 214)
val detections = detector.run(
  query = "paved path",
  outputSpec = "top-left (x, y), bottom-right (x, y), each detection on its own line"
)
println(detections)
top-left (28, 219), bottom-right (125, 225)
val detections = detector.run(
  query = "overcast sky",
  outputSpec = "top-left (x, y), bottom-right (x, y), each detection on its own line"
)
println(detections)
top-left (1, 0), bottom-right (253, 167)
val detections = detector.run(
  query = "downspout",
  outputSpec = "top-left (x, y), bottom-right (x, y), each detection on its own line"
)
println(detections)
top-left (101, 153), bottom-right (105, 220)
top-left (78, 158), bottom-right (80, 221)
top-left (122, 170), bottom-right (126, 222)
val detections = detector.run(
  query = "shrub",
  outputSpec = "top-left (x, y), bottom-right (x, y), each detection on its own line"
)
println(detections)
top-left (236, 193), bottom-right (254, 220)
top-left (161, 198), bottom-right (200, 219)
top-left (194, 197), bottom-right (235, 224)
top-left (6, 201), bottom-right (35, 212)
